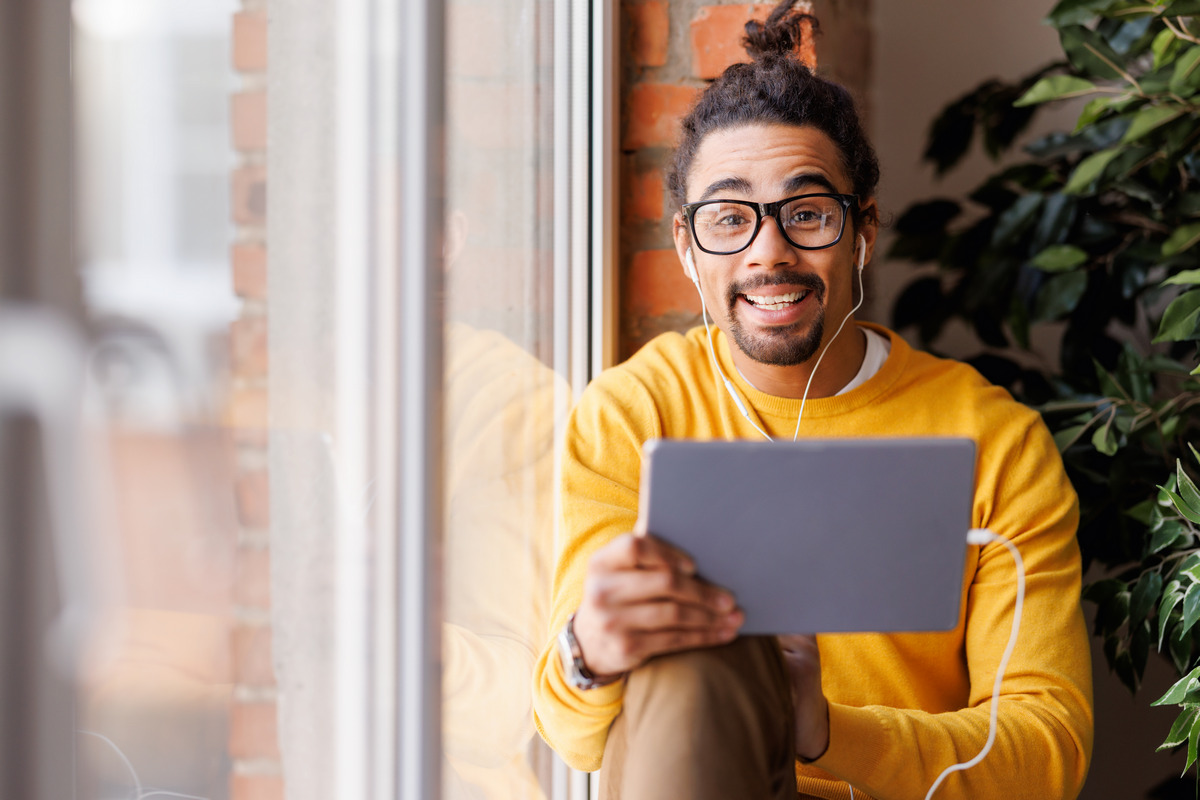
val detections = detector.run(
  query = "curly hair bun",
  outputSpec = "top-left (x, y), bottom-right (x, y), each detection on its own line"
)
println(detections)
top-left (743, 0), bottom-right (818, 64)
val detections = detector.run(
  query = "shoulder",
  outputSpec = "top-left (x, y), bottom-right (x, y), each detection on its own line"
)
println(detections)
top-left (876, 328), bottom-right (1043, 434)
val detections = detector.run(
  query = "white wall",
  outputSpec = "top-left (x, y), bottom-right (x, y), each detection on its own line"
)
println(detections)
top-left (867, 1), bottom-right (1074, 335)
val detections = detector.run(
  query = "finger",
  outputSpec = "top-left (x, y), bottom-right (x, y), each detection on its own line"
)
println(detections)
top-left (587, 568), bottom-right (736, 613)
top-left (614, 600), bottom-right (744, 634)
top-left (589, 532), bottom-right (697, 575)
top-left (626, 624), bottom-right (742, 663)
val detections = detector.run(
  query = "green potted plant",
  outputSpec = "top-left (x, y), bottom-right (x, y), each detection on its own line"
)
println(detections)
top-left (888, 0), bottom-right (1200, 778)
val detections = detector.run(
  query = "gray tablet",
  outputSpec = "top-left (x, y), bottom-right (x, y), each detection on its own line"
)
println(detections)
top-left (640, 437), bottom-right (976, 635)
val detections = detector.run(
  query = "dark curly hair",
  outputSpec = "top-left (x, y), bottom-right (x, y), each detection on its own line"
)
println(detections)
top-left (667, 1), bottom-right (879, 226)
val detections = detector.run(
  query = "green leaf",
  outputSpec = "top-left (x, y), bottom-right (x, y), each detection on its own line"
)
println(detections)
top-left (1175, 552), bottom-right (1199, 580)
top-left (1161, 707), bottom-right (1200, 751)
top-left (1033, 270), bottom-right (1089, 321)
top-left (1084, 577), bottom-right (1127, 605)
top-left (1127, 498), bottom-right (1158, 525)
top-left (1171, 45), bottom-right (1200, 92)
top-left (1153, 27), bottom-right (1181, 70)
top-left (1177, 459), bottom-right (1200, 516)
top-left (1074, 96), bottom-right (1115, 132)
top-left (1182, 582), bottom-right (1200, 635)
top-left (1169, 624), bottom-right (1192, 674)
top-left (1091, 418), bottom-right (1120, 455)
top-left (1154, 290), bottom-right (1200, 343)
top-left (1187, 713), bottom-right (1200, 771)
top-left (1061, 24), bottom-right (1127, 79)
top-left (1048, 0), bottom-right (1117, 25)
top-left (1162, 485), bottom-right (1200, 525)
top-left (1132, 571), bottom-right (1165, 624)
top-left (1121, 105), bottom-right (1186, 144)
top-left (1053, 423), bottom-right (1088, 452)
top-left (1156, 665), bottom-right (1200, 706)
top-left (1163, 222), bottom-right (1200, 256)
top-left (1015, 75), bottom-right (1099, 107)
top-left (1164, 269), bottom-right (1200, 286)
top-left (992, 193), bottom-right (1044, 246)
top-left (1032, 244), bottom-right (1089, 272)
top-left (1064, 148), bottom-right (1123, 194)
top-left (1150, 520), bottom-right (1189, 556)
top-left (1160, 588), bottom-right (1183, 648)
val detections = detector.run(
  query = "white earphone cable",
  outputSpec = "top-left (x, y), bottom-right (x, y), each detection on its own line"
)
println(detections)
top-left (791, 247), bottom-right (865, 441)
top-left (923, 529), bottom-right (1025, 799)
top-left (687, 234), bottom-right (866, 442)
top-left (696, 282), bottom-right (774, 441)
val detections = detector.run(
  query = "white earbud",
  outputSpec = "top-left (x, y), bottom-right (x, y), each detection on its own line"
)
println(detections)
top-left (684, 247), bottom-right (699, 284)
top-left (856, 234), bottom-right (867, 273)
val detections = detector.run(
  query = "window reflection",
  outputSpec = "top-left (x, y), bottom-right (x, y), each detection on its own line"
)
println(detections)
top-left (442, 1), bottom-right (567, 798)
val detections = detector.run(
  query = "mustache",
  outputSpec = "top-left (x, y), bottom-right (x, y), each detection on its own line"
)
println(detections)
top-left (726, 271), bottom-right (826, 307)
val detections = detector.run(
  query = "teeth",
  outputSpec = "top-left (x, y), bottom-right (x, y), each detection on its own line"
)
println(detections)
top-left (744, 290), bottom-right (805, 310)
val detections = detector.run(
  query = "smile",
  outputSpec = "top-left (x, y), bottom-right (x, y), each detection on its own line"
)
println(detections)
top-left (742, 290), bottom-right (808, 311)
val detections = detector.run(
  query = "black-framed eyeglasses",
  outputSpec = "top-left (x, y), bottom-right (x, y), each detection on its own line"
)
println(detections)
top-left (681, 192), bottom-right (859, 255)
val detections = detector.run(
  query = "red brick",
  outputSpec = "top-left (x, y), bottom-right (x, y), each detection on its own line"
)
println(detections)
top-left (629, 1), bottom-right (670, 68)
top-left (236, 469), bottom-right (271, 529)
top-left (232, 91), bottom-right (267, 152)
top-left (233, 11), bottom-right (268, 73)
top-left (232, 165), bottom-right (267, 227)
top-left (625, 168), bottom-right (665, 222)
top-left (691, 4), bottom-right (818, 80)
top-left (235, 546), bottom-right (272, 610)
top-left (623, 83), bottom-right (700, 150)
top-left (230, 317), bottom-right (268, 379)
top-left (625, 249), bottom-right (701, 318)
top-left (232, 624), bottom-right (275, 687)
top-left (229, 702), bottom-right (280, 760)
top-left (232, 243), bottom-right (267, 300)
top-left (230, 775), bottom-right (283, 800)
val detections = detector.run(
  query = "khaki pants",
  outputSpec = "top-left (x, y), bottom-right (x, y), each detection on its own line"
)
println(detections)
top-left (599, 637), bottom-right (801, 800)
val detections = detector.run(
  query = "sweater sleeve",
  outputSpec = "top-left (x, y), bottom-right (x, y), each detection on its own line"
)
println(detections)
top-left (813, 413), bottom-right (1094, 800)
top-left (531, 374), bottom-right (661, 771)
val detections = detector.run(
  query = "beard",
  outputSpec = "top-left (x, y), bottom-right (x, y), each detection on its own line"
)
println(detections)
top-left (724, 271), bottom-right (826, 366)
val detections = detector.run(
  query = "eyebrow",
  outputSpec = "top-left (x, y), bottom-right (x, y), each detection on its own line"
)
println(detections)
top-left (695, 172), bottom-right (840, 203)
top-left (697, 176), bottom-right (752, 202)
top-left (783, 173), bottom-right (838, 195)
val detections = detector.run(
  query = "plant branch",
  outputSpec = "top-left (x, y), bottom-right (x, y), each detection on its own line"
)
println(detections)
top-left (1165, 16), bottom-right (1200, 46)
top-left (1085, 43), bottom-right (1143, 94)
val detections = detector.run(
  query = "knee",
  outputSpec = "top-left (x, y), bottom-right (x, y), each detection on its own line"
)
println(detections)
top-left (626, 638), bottom-right (790, 723)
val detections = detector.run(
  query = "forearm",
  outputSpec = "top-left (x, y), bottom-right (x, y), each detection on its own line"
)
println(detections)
top-left (532, 640), bottom-right (626, 771)
top-left (815, 692), bottom-right (1091, 800)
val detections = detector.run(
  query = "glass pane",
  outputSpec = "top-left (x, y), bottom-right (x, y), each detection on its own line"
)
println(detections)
top-left (72, 1), bottom-right (249, 798)
top-left (442, 0), bottom-right (571, 797)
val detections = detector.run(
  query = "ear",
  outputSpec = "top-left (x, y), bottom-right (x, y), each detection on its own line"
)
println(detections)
top-left (672, 213), bottom-right (693, 280)
top-left (855, 198), bottom-right (879, 266)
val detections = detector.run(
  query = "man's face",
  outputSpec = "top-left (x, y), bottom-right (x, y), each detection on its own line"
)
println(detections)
top-left (673, 123), bottom-right (876, 368)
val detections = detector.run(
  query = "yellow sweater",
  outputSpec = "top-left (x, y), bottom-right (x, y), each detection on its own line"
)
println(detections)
top-left (532, 324), bottom-right (1093, 800)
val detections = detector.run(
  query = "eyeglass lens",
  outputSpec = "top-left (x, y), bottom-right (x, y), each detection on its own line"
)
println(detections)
top-left (691, 195), bottom-right (845, 253)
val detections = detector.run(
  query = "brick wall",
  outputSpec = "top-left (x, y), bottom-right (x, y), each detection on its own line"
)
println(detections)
top-left (619, 0), bottom-right (872, 359)
top-left (228, 3), bottom-right (280, 800)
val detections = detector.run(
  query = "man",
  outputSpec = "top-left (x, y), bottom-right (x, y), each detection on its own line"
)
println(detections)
top-left (532, 4), bottom-right (1093, 798)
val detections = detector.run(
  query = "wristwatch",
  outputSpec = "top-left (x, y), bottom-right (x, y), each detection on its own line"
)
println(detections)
top-left (557, 612), bottom-right (620, 690)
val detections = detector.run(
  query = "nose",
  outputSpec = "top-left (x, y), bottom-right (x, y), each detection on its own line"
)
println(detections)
top-left (743, 210), bottom-right (797, 268)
